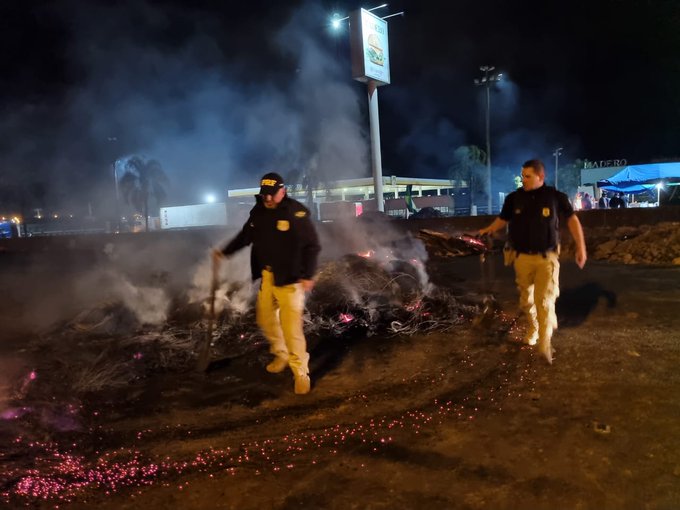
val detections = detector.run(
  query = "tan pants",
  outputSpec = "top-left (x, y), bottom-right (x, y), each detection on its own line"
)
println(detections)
top-left (513, 252), bottom-right (560, 345)
top-left (256, 269), bottom-right (309, 377)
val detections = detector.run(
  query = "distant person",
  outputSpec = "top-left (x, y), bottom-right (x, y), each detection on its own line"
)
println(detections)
top-left (618, 192), bottom-right (628, 208)
top-left (609, 193), bottom-right (623, 208)
top-left (479, 159), bottom-right (587, 364)
top-left (574, 192), bottom-right (583, 210)
top-left (213, 172), bottom-right (321, 395)
top-left (582, 193), bottom-right (593, 210)
top-left (598, 192), bottom-right (609, 209)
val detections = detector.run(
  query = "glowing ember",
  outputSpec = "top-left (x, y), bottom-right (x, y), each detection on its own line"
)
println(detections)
top-left (0, 348), bottom-right (537, 506)
top-left (459, 234), bottom-right (487, 249)
top-left (1, 406), bottom-right (32, 420)
top-left (338, 313), bottom-right (355, 323)
top-left (405, 300), bottom-right (423, 312)
top-left (357, 250), bottom-right (375, 258)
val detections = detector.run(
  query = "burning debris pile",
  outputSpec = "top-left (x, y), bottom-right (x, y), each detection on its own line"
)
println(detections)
top-left (417, 229), bottom-right (488, 258)
top-left (9, 249), bottom-right (487, 405)
top-left (589, 222), bottom-right (680, 265)
top-left (307, 253), bottom-right (482, 338)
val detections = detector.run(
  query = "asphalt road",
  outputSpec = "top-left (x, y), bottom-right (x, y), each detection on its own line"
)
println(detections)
top-left (2, 252), bottom-right (679, 509)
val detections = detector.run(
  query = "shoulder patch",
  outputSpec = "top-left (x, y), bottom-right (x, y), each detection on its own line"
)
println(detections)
top-left (294, 211), bottom-right (307, 218)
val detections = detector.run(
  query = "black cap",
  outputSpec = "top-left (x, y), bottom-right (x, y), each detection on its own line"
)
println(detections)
top-left (259, 172), bottom-right (285, 195)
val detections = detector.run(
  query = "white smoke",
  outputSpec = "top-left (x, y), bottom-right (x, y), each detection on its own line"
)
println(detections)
top-left (188, 248), bottom-right (256, 315)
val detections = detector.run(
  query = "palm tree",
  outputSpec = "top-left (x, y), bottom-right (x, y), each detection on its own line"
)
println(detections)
top-left (448, 145), bottom-right (487, 214)
top-left (119, 156), bottom-right (169, 232)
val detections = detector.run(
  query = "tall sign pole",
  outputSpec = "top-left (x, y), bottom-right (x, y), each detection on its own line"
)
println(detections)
top-left (350, 8), bottom-right (391, 212)
top-left (367, 80), bottom-right (384, 210)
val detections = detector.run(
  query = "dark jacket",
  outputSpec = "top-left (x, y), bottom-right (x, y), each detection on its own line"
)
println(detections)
top-left (222, 195), bottom-right (321, 286)
top-left (499, 185), bottom-right (574, 254)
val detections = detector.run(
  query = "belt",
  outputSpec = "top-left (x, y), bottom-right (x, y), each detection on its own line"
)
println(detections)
top-left (517, 249), bottom-right (556, 257)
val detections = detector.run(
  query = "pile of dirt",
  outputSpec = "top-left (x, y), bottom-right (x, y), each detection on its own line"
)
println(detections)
top-left (588, 221), bottom-right (680, 265)
top-left (557, 221), bottom-right (680, 266)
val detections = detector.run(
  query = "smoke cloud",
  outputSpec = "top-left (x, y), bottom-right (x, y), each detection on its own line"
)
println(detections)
top-left (0, 0), bottom-right (370, 218)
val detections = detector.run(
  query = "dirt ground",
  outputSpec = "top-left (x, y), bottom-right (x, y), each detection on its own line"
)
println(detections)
top-left (1, 249), bottom-right (680, 509)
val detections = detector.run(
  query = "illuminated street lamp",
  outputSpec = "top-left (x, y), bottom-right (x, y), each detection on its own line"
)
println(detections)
top-left (474, 66), bottom-right (502, 214)
top-left (331, 4), bottom-right (402, 212)
top-left (553, 147), bottom-right (563, 189)
top-left (330, 4), bottom-right (387, 31)
top-left (108, 137), bottom-right (122, 233)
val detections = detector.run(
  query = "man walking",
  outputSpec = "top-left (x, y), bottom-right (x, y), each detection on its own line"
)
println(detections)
top-left (479, 159), bottom-right (587, 363)
top-left (598, 191), bottom-right (609, 209)
top-left (214, 172), bottom-right (321, 394)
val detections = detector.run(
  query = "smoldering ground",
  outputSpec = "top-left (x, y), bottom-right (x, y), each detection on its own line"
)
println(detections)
top-left (0, 217), bottom-right (492, 451)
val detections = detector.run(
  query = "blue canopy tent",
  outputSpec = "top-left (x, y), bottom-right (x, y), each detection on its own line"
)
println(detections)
top-left (597, 162), bottom-right (680, 193)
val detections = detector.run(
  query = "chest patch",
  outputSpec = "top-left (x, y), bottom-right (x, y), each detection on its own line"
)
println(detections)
top-left (294, 211), bottom-right (306, 218)
top-left (277, 220), bottom-right (290, 231)
top-left (542, 207), bottom-right (551, 217)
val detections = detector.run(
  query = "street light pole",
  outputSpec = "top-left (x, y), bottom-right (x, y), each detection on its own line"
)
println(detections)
top-left (474, 66), bottom-right (501, 215)
top-left (113, 160), bottom-right (121, 232)
top-left (107, 137), bottom-right (121, 233)
top-left (553, 147), bottom-right (563, 189)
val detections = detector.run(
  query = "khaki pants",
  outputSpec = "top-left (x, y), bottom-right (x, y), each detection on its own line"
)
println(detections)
top-left (513, 252), bottom-right (560, 345)
top-left (256, 269), bottom-right (309, 377)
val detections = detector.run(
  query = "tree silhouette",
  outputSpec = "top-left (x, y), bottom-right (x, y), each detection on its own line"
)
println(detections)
top-left (119, 156), bottom-right (169, 232)
top-left (557, 158), bottom-right (585, 199)
top-left (448, 145), bottom-right (487, 213)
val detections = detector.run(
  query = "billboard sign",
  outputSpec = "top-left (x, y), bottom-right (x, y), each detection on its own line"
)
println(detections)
top-left (350, 8), bottom-right (390, 85)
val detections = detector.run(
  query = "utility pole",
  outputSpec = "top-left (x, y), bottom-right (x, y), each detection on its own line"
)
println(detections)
top-left (107, 136), bottom-right (121, 233)
top-left (553, 147), bottom-right (563, 189)
top-left (474, 66), bottom-right (502, 214)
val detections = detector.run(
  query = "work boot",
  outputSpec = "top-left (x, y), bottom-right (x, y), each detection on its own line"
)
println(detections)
top-left (266, 356), bottom-right (289, 373)
top-left (523, 331), bottom-right (538, 346)
top-left (294, 374), bottom-right (311, 395)
top-left (538, 339), bottom-right (554, 364)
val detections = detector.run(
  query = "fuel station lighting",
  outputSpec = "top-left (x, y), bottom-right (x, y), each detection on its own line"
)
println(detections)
top-left (656, 181), bottom-right (664, 206)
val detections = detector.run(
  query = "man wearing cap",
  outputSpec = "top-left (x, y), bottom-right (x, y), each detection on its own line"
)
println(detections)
top-left (479, 159), bottom-right (587, 364)
top-left (214, 172), bottom-right (321, 394)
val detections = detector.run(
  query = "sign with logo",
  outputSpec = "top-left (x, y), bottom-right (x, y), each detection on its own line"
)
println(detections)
top-left (349, 8), bottom-right (391, 85)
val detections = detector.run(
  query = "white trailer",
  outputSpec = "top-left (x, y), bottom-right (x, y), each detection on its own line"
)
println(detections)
top-left (160, 203), bottom-right (228, 229)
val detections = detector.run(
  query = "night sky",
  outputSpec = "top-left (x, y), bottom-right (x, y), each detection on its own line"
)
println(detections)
top-left (1, 0), bottom-right (678, 215)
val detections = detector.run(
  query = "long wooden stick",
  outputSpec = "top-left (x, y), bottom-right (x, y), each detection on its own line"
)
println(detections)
top-left (197, 256), bottom-right (219, 372)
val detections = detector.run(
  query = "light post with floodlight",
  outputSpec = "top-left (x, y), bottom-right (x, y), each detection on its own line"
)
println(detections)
top-left (553, 147), bottom-right (563, 189)
top-left (474, 66), bottom-right (502, 214)
top-left (107, 136), bottom-right (122, 233)
top-left (331, 4), bottom-right (403, 212)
